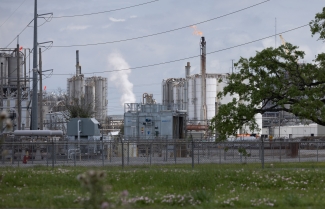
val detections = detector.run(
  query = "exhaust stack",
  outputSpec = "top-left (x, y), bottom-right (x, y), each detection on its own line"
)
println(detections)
top-left (185, 62), bottom-right (191, 77)
top-left (200, 37), bottom-right (207, 123)
top-left (76, 50), bottom-right (81, 75)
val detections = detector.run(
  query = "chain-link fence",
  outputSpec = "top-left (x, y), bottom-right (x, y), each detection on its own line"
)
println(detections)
top-left (1, 139), bottom-right (325, 168)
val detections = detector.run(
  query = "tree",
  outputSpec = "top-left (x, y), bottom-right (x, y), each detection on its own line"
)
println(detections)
top-left (210, 8), bottom-right (325, 141)
top-left (61, 95), bottom-right (94, 121)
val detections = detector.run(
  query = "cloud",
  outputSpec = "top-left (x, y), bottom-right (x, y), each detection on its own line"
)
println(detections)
top-left (129, 15), bottom-right (137, 18)
top-left (261, 38), bottom-right (276, 48)
top-left (109, 17), bottom-right (125, 22)
top-left (108, 53), bottom-right (136, 106)
top-left (101, 24), bottom-right (111, 29)
top-left (60, 25), bottom-right (90, 31)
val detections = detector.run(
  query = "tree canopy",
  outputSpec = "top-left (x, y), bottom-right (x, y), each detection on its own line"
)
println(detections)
top-left (210, 7), bottom-right (325, 141)
top-left (61, 95), bottom-right (94, 121)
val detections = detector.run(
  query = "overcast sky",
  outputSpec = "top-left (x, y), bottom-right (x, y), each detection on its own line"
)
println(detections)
top-left (1, 0), bottom-right (324, 115)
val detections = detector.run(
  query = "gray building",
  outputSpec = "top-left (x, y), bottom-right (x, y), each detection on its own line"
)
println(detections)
top-left (124, 103), bottom-right (187, 140)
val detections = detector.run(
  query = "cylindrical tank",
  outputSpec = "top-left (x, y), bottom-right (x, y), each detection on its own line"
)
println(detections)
top-left (206, 76), bottom-right (217, 120)
top-left (187, 77), bottom-right (194, 120)
top-left (0, 55), bottom-right (8, 86)
top-left (195, 75), bottom-right (202, 121)
top-left (68, 76), bottom-right (85, 100)
top-left (217, 75), bottom-right (236, 105)
top-left (85, 79), bottom-right (95, 112)
top-left (94, 77), bottom-right (107, 123)
top-left (172, 84), bottom-right (177, 104)
top-left (8, 55), bottom-right (23, 85)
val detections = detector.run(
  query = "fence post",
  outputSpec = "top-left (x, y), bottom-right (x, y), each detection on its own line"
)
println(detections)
top-left (31, 141), bottom-right (34, 164)
top-left (191, 139), bottom-right (194, 169)
top-left (150, 142), bottom-right (152, 166)
top-left (121, 139), bottom-right (124, 169)
top-left (280, 141), bottom-right (282, 162)
top-left (165, 140), bottom-right (168, 162)
top-left (110, 140), bottom-right (112, 163)
top-left (317, 142), bottom-right (319, 162)
top-left (299, 142), bottom-right (301, 162)
top-left (127, 141), bottom-right (129, 165)
top-left (52, 140), bottom-right (55, 168)
top-left (174, 140), bottom-right (176, 164)
top-left (73, 142), bottom-right (76, 167)
top-left (17, 143), bottom-right (20, 168)
top-left (102, 140), bottom-right (104, 167)
top-left (1, 143), bottom-right (4, 164)
top-left (46, 144), bottom-right (48, 167)
top-left (11, 142), bottom-right (13, 165)
top-left (261, 138), bottom-right (264, 169)
top-left (219, 143), bottom-right (221, 164)
top-left (197, 141), bottom-right (200, 165)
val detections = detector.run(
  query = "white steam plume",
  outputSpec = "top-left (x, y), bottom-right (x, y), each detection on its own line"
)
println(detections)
top-left (108, 53), bottom-right (136, 106)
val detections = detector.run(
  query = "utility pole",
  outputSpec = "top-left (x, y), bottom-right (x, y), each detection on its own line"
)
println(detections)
top-left (24, 49), bottom-right (26, 88)
top-left (31, 0), bottom-right (38, 130)
top-left (17, 37), bottom-right (21, 130)
top-left (39, 48), bottom-right (43, 130)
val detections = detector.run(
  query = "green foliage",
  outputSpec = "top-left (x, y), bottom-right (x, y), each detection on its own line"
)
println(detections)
top-left (211, 7), bottom-right (325, 140)
top-left (76, 170), bottom-right (107, 209)
top-left (62, 95), bottom-right (94, 120)
top-left (238, 147), bottom-right (251, 157)
top-left (310, 7), bottom-right (325, 41)
top-left (2, 164), bottom-right (325, 208)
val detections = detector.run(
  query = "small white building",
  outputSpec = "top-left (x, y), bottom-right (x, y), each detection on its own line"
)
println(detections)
top-left (262, 124), bottom-right (325, 139)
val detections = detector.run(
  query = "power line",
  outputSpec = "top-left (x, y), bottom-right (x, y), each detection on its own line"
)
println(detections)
top-left (4, 20), bottom-right (33, 48)
top-left (0, 0), bottom-right (27, 28)
top-left (50, 24), bottom-right (308, 76)
top-left (4, 15), bottom-right (53, 48)
top-left (52, 0), bottom-right (270, 48)
top-left (52, 0), bottom-right (159, 18)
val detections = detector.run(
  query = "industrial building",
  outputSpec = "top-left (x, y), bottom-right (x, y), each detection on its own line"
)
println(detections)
top-left (262, 124), bottom-right (325, 139)
top-left (0, 48), bottom-right (31, 130)
top-left (162, 37), bottom-right (262, 138)
top-left (66, 50), bottom-right (108, 125)
top-left (124, 100), bottom-right (187, 140)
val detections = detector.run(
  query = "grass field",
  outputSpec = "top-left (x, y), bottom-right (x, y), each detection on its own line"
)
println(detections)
top-left (1, 162), bottom-right (325, 208)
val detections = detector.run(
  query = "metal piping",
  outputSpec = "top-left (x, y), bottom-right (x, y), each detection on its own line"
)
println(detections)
top-left (13, 130), bottom-right (63, 136)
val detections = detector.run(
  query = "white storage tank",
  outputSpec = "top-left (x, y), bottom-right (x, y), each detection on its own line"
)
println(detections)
top-left (206, 76), bottom-right (217, 120)
top-left (67, 75), bottom-right (85, 101)
top-left (94, 77), bottom-right (108, 123)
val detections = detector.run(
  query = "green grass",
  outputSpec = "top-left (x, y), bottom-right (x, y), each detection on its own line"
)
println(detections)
top-left (1, 162), bottom-right (325, 208)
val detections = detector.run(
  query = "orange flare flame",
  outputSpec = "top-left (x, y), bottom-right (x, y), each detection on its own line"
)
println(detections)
top-left (190, 25), bottom-right (203, 36)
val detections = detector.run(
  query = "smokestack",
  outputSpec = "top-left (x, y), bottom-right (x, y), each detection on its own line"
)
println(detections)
top-left (76, 50), bottom-right (79, 76)
top-left (185, 62), bottom-right (191, 77)
top-left (200, 37), bottom-right (207, 123)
